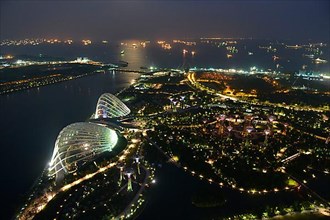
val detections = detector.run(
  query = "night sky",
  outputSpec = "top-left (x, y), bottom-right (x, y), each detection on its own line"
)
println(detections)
top-left (0, 0), bottom-right (329, 41)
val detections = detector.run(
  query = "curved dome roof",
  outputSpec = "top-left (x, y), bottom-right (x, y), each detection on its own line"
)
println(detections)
top-left (95, 93), bottom-right (130, 119)
top-left (49, 122), bottom-right (118, 177)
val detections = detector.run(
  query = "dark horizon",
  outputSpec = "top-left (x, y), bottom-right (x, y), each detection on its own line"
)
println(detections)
top-left (1, 0), bottom-right (329, 42)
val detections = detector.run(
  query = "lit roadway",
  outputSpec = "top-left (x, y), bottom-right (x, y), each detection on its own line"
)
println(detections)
top-left (187, 72), bottom-right (237, 101)
top-left (186, 72), bottom-right (329, 113)
top-left (60, 162), bottom-right (117, 192)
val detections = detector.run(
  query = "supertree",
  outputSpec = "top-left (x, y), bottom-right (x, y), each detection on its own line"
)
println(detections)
top-left (134, 155), bottom-right (142, 175)
top-left (227, 125), bottom-right (233, 138)
top-left (124, 169), bottom-right (135, 192)
top-left (172, 101), bottom-right (178, 111)
top-left (117, 164), bottom-right (125, 186)
top-left (217, 114), bottom-right (226, 135)
top-left (180, 96), bottom-right (185, 108)
top-left (245, 126), bottom-right (254, 145)
top-left (169, 97), bottom-right (174, 109)
top-left (264, 129), bottom-right (271, 144)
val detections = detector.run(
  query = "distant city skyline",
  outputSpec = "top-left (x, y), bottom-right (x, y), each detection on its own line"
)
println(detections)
top-left (1, 0), bottom-right (329, 41)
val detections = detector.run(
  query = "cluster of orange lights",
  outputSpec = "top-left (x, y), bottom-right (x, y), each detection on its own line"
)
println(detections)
top-left (82, 39), bottom-right (92, 45)
top-left (173, 39), bottom-right (196, 46)
top-left (46, 39), bottom-right (61, 44)
top-left (157, 41), bottom-right (171, 50)
top-left (0, 55), bottom-right (14, 59)
top-left (183, 49), bottom-right (196, 56)
top-left (64, 40), bottom-right (73, 44)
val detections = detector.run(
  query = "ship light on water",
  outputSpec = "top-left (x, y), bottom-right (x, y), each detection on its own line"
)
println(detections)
top-left (314, 58), bottom-right (327, 64)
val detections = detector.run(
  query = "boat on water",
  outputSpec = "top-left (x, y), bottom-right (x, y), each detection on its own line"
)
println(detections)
top-left (110, 60), bottom-right (128, 68)
top-left (303, 54), bottom-right (314, 59)
top-left (314, 58), bottom-right (327, 64)
top-left (120, 50), bottom-right (125, 55)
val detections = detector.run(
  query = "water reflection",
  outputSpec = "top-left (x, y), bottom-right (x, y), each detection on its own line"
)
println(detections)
top-left (119, 40), bottom-right (148, 69)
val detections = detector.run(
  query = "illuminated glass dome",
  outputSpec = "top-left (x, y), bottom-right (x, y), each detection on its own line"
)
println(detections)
top-left (48, 122), bottom-right (118, 178)
top-left (95, 93), bottom-right (130, 119)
